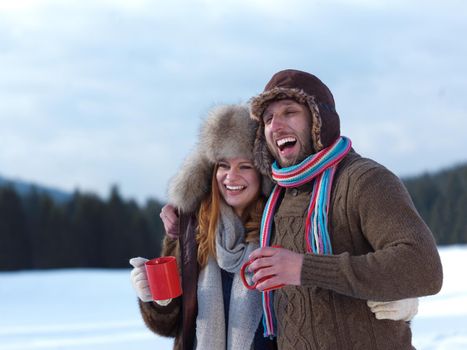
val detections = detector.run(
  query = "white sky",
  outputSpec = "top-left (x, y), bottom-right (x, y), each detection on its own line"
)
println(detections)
top-left (0, 0), bottom-right (466, 203)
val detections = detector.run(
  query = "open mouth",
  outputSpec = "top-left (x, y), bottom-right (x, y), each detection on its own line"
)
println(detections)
top-left (225, 185), bottom-right (246, 192)
top-left (276, 137), bottom-right (297, 151)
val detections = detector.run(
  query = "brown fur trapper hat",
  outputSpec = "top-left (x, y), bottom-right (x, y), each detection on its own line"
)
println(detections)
top-left (168, 104), bottom-right (271, 213)
top-left (250, 69), bottom-right (341, 176)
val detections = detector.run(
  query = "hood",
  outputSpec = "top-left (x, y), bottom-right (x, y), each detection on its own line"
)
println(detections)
top-left (249, 69), bottom-right (341, 176)
top-left (167, 104), bottom-right (271, 213)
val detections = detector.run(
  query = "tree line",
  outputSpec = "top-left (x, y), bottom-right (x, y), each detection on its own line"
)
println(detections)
top-left (1, 162), bottom-right (466, 271)
top-left (0, 185), bottom-right (164, 271)
top-left (404, 163), bottom-right (467, 246)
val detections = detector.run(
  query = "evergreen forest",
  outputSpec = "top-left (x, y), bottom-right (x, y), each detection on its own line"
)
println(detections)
top-left (1, 163), bottom-right (466, 271)
top-left (0, 186), bottom-right (164, 271)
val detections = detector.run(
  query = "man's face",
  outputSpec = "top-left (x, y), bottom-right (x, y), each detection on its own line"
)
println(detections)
top-left (262, 99), bottom-right (314, 167)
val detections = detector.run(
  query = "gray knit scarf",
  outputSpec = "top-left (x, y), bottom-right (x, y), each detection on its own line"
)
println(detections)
top-left (195, 203), bottom-right (263, 350)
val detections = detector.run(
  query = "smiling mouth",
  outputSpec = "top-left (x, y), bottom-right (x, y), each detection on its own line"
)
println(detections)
top-left (276, 137), bottom-right (297, 151)
top-left (225, 185), bottom-right (246, 192)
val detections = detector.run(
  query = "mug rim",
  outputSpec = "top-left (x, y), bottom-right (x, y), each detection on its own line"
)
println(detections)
top-left (146, 256), bottom-right (176, 266)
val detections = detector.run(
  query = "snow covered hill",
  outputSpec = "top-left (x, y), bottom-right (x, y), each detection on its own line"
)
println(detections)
top-left (0, 246), bottom-right (465, 350)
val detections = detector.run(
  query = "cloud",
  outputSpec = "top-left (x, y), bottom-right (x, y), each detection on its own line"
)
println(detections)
top-left (0, 0), bottom-right (466, 202)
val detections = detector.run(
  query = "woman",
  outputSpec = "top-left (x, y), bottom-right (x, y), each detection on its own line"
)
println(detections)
top-left (131, 104), bottom-right (274, 350)
top-left (129, 104), bottom-right (418, 350)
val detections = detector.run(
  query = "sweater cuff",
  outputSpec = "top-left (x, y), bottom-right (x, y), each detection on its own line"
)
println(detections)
top-left (301, 253), bottom-right (346, 292)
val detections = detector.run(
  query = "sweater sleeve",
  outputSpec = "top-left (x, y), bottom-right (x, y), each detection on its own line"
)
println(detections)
top-left (301, 164), bottom-right (443, 301)
top-left (138, 236), bottom-right (182, 337)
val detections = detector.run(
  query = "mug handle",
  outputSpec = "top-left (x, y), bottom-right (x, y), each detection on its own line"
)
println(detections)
top-left (240, 245), bottom-right (285, 291)
top-left (240, 259), bottom-right (257, 290)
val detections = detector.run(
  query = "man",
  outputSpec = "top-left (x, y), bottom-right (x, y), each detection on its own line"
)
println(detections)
top-left (247, 69), bottom-right (443, 349)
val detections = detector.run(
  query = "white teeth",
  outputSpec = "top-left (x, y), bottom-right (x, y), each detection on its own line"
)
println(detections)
top-left (276, 137), bottom-right (296, 147)
top-left (226, 185), bottom-right (245, 191)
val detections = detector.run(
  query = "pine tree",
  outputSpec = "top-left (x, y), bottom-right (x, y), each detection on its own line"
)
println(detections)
top-left (0, 187), bottom-right (31, 270)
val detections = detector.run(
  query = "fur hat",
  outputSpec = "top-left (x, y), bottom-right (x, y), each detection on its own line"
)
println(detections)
top-left (168, 104), bottom-right (270, 213)
top-left (249, 69), bottom-right (341, 176)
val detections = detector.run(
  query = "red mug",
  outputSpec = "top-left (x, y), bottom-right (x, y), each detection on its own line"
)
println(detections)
top-left (145, 256), bottom-right (182, 300)
top-left (240, 246), bottom-right (285, 292)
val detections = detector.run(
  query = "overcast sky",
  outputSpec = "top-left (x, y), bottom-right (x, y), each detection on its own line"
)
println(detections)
top-left (1, 0), bottom-right (466, 203)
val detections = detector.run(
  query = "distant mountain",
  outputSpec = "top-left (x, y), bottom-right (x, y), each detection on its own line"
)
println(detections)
top-left (0, 174), bottom-right (71, 204)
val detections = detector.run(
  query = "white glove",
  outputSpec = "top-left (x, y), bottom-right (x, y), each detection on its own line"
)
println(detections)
top-left (129, 257), bottom-right (172, 305)
top-left (130, 257), bottom-right (153, 302)
top-left (367, 298), bottom-right (419, 321)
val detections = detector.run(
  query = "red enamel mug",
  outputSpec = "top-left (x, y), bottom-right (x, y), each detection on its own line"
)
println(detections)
top-left (240, 245), bottom-right (285, 292)
top-left (145, 256), bottom-right (182, 300)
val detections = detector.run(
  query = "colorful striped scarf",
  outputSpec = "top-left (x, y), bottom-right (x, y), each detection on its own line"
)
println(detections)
top-left (260, 136), bottom-right (352, 337)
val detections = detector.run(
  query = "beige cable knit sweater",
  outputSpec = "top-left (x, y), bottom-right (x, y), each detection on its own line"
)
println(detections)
top-left (270, 151), bottom-right (442, 350)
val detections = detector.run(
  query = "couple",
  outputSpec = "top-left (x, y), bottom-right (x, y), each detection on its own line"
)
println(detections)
top-left (130, 69), bottom-right (443, 350)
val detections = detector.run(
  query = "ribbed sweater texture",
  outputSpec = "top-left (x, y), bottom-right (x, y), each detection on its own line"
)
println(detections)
top-left (271, 151), bottom-right (442, 350)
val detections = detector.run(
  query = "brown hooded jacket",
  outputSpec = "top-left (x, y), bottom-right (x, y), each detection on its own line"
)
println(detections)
top-left (249, 69), bottom-right (443, 350)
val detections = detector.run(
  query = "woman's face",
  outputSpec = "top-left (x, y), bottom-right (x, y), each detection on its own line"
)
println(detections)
top-left (216, 157), bottom-right (261, 217)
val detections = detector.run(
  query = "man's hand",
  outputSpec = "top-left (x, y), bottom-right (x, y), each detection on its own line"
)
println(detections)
top-left (248, 247), bottom-right (304, 291)
top-left (367, 298), bottom-right (419, 321)
top-left (160, 204), bottom-right (179, 239)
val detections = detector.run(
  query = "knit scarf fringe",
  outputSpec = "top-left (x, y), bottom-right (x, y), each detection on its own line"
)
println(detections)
top-left (260, 136), bottom-right (352, 338)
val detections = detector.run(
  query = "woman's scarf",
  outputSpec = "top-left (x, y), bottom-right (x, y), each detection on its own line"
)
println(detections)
top-left (260, 136), bottom-right (352, 337)
top-left (196, 203), bottom-right (263, 350)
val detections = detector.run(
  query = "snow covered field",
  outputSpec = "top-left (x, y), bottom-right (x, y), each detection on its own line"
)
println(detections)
top-left (1, 246), bottom-right (466, 350)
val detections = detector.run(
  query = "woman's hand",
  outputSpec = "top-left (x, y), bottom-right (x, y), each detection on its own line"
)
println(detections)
top-left (367, 298), bottom-right (419, 321)
top-left (129, 257), bottom-right (152, 302)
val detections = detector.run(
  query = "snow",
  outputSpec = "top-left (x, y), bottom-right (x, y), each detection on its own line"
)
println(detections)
top-left (1, 246), bottom-right (466, 350)
top-left (411, 246), bottom-right (467, 349)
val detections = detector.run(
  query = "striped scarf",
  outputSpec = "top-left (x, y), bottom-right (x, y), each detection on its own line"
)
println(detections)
top-left (260, 136), bottom-right (352, 337)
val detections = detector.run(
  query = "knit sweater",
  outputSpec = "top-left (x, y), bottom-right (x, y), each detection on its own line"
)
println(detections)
top-left (271, 151), bottom-right (443, 350)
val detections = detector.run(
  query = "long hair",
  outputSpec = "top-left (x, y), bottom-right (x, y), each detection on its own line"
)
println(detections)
top-left (196, 167), bottom-right (221, 268)
top-left (196, 166), bottom-right (266, 268)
